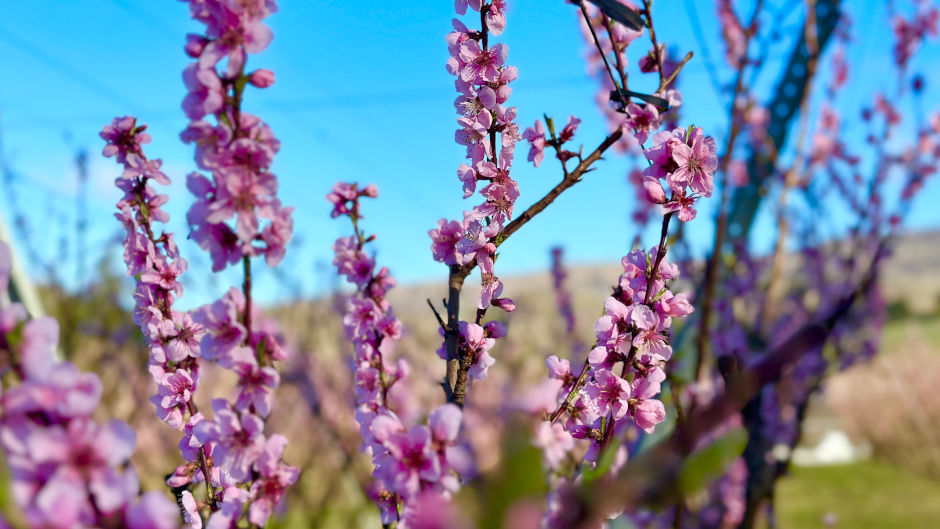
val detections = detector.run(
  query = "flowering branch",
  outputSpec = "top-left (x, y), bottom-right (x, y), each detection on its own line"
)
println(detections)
top-left (0, 241), bottom-right (182, 528)
top-left (329, 182), bottom-right (465, 527)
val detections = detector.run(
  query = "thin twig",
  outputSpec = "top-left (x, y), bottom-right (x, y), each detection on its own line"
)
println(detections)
top-left (579, 1), bottom-right (628, 107)
top-left (426, 298), bottom-right (446, 330)
top-left (659, 51), bottom-right (693, 93)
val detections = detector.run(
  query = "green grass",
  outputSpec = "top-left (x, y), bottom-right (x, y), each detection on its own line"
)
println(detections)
top-left (775, 461), bottom-right (940, 529)
top-left (881, 315), bottom-right (940, 353)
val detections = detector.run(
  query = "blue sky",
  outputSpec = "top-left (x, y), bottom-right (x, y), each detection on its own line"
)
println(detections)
top-left (1, 0), bottom-right (937, 308)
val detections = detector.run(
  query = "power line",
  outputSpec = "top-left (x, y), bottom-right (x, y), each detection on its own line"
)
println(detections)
top-left (105, 0), bottom-right (183, 44)
top-left (0, 25), bottom-right (143, 111)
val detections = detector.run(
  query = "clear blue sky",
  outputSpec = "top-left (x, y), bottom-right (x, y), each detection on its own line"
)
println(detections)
top-left (1, 1), bottom-right (938, 308)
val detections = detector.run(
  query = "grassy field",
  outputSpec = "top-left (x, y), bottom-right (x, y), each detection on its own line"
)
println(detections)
top-left (775, 460), bottom-right (940, 528)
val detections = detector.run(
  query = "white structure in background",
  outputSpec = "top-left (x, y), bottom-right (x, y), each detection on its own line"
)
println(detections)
top-left (0, 209), bottom-right (57, 358)
top-left (792, 429), bottom-right (872, 466)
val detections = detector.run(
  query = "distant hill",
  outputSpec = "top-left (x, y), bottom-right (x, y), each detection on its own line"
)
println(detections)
top-left (275, 229), bottom-right (940, 388)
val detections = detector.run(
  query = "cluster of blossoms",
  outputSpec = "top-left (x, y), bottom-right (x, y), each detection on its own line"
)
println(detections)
top-left (552, 248), bottom-right (693, 455)
top-left (716, 0), bottom-right (748, 68)
top-left (0, 242), bottom-right (180, 528)
top-left (641, 126), bottom-right (718, 221)
top-left (329, 182), bottom-right (466, 527)
top-left (102, 115), bottom-right (207, 450)
top-left (527, 128), bottom-right (716, 527)
top-left (101, 2), bottom-right (298, 526)
top-left (103, 116), bottom-right (297, 528)
top-left (521, 115), bottom-right (583, 169)
top-left (179, 0), bottom-right (294, 272)
top-left (891, 0), bottom-right (938, 71)
top-left (431, 0), bottom-right (519, 319)
top-left (536, 239), bottom-right (698, 528)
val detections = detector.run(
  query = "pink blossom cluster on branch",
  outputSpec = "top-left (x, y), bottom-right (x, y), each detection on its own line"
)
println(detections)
top-left (329, 183), bottom-right (466, 528)
top-left (179, 0), bottom-right (293, 272)
top-left (432, 0), bottom-right (519, 318)
top-left (103, 115), bottom-right (207, 444)
top-left (103, 2), bottom-right (298, 526)
top-left (716, 0), bottom-right (747, 68)
top-left (891, 0), bottom-right (938, 72)
top-left (642, 126), bottom-right (718, 221)
top-left (531, 124), bottom-right (716, 527)
top-left (104, 116), bottom-right (297, 528)
top-left (0, 242), bottom-right (180, 529)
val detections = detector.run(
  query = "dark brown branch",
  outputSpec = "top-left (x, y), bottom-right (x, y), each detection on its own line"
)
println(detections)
top-left (444, 128), bottom-right (625, 406)
top-left (243, 255), bottom-right (252, 343)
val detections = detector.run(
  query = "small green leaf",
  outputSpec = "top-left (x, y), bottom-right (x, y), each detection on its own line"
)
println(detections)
top-left (676, 427), bottom-right (748, 497)
top-left (584, 0), bottom-right (646, 30)
top-left (582, 441), bottom-right (620, 485)
top-left (609, 90), bottom-right (670, 112)
top-left (475, 427), bottom-right (548, 528)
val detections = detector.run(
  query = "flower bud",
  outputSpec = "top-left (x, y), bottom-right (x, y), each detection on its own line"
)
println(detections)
top-left (642, 176), bottom-right (666, 204)
top-left (248, 69), bottom-right (276, 88)
top-left (492, 297), bottom-right (516, 312)
top-left (184, 34), bottom-right (208, 58)
top-left (483, 320), bottom-right (507, 338)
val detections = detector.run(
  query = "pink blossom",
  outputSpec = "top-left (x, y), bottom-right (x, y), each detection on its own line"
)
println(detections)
top-left (429, 218), bottom-right (466, 265)
top-left (122, 153), bottom-right (170, 185)
top-left (192, 399), bottom-right (265, 482)
top-left (100, 116), bottom-right (150, 163)
top-left (624, 103), bottom-right (662, 144)
top-left (152, 369), bottom-right (196, 429)
top-left (546, 355), bottom-right (572, 383)
top-left (193, 287), bottom-right (247, 362)
top-left (663, 187), bottom-right (698, 222)
top-left (534, 421), bottom-right (575, 470)
top-left (631, 305), bottom-right (672, 362)
top-left (248, 434), bottom-right (300, 526)
top-left (643, 175), bottom-right (667, 204)
top-left (181, 491), bottom-right (202, 529)
top-left (559, 115), bottom-right (581, 143)
top-left (455, 112), bottom-right (493, 164)
top-left (162, 312), bottom-right (205, 362)
top-left (382, 425), bottom-right (440, 497)
top-left (332, 235), bottom-right (375, 288)
top-left (139, 254), bottom-right (186, 297)
top-left (670, 127), bottom-right (718, 197)
top-left (457, 163), bottom-right (477, 198)
top-left (458, 41), bottom-right (507, 84)
top-left (428, 404), bottom-right (462, 443)
top-left (261, 203), bottom-right (294, 266)
top-left (631, 378), bottom-right (666, 433)
top-left (485, 0), bottom-right (507, 35)
top-left (584, 369), bottom-right (630, 420)
top-left (229, 347), bottom-right (280, 417)
top-left (523, 119), bottom-right (547, 167)
top-left (658, 291), bottom-right (694, 318)
top-left (181, 64), bottom-right (224, 120)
